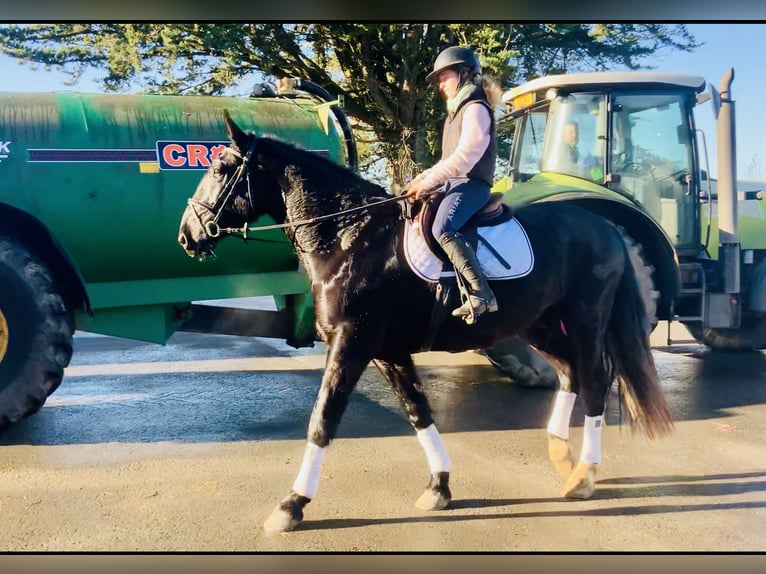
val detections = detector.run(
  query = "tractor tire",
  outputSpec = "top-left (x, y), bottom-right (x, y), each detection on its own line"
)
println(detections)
top-left (0, 235), bottom-right (74, 432)
top-left (481, 337), bottom-right (559, 388)
top-left (622, 233), bottom-right (660, 335)
top-left (619, 228), bottom-right (659, 333)
top-left (685, 317), bottom-right (766, 352)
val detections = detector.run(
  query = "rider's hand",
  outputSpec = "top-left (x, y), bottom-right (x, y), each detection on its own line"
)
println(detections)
top-left (404, 174), bottom-right (430, 201)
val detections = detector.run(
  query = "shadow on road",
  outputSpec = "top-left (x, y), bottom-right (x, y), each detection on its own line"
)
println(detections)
top-left (690, 350), bottom-right (766, 412)
top-left (302, 500), bottom-right (766, 532)
top-left (0, 364), bottom-right (555, 446)
top-left (298, 470), bottom-right (766, 532)
top-left (3, 336), bottom-right (766, 446)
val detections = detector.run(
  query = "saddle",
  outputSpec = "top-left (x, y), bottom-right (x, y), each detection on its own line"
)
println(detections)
top-left (413, 191), bottom-right (514, 262)
top-left (402, 190), bottom-right (535, 349)
top-left (403, 190), bottom-right (534, 283)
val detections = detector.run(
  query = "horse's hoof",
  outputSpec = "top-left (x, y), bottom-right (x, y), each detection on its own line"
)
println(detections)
top-left (263, 505), bottom-right (301, 533)
top-left (561, 462), bottom-right (597, 499)
top-left (548, 435), bottom-right (575, 476)
top-left (415, 489), bottom-right (451, 511)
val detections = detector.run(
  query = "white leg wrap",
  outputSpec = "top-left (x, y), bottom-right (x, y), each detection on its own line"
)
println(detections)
top-left (580, 415), bottom-right (603, 464)
top-left (547, 391), bottom-right (577, 439)
top-left (292, 442), bottom-right (326, 499)
top-left (417, 424), bottom-right (452, 473)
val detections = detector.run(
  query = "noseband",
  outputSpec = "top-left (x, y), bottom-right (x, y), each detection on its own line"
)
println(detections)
top-left (186, 139), bottom-right (258, 238)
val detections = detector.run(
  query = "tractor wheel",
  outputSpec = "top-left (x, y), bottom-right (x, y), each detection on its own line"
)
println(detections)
top-left (0, 236), bottom-right (74, 431)
top-left (619, 228), bottom-right (659, 333)
top-left (481, 337), bottom-right (559, 388)
top-left (685, 316), bottom-right (766, 352)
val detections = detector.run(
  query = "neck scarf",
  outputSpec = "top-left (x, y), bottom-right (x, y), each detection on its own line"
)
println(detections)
top-left (447, 83), bottom-right (477, 115)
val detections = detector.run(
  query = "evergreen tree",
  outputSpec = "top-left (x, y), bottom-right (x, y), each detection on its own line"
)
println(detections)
top-left (0, 23), bottom-right (698, 185)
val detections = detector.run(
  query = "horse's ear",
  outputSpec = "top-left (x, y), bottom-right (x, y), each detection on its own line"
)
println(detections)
top-left (222, 109), bottom-right (250, 151)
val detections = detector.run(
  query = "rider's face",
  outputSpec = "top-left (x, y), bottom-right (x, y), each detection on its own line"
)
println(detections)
top-left (437, 68), bottom-right (460, 100)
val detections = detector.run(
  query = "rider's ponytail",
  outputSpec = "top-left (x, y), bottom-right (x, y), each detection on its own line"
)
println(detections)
top-left (479, 75), bottom-right (503, 109)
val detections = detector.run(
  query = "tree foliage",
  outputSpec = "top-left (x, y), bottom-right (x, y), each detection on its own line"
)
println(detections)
top-left (0, 23), bottom-right (699, 185)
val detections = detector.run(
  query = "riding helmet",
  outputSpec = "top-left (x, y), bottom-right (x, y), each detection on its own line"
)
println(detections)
top-left (426, 46), bottom-right (481, 83)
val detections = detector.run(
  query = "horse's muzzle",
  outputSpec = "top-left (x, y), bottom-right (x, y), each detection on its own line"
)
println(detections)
top-left (178, 229), bottom-right (210, 260)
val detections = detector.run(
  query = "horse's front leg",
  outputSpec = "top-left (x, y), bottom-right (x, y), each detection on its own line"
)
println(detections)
top-left (373, 355), bottom-right (452, 511)
top-left (263, 333), bottom-right (372, 533)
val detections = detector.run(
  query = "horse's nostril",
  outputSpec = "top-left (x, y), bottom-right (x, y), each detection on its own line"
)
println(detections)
top-left (179, 234), bottom-right (187, 247)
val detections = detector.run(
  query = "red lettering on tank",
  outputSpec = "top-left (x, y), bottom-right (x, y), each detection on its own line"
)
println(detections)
top-left (210, 144), bottom-right (227, 161)
top-left (186, 144), bottom-right (210, 167)
top-left (163, 144), bottom-right (187, 167)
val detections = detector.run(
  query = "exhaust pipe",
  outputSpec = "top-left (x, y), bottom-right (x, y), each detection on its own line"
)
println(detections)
top-left (716, 68), bottom-right (740, 295)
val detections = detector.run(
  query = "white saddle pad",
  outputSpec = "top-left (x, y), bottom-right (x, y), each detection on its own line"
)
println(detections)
top-left (404, 217), bottom-right (534, 282)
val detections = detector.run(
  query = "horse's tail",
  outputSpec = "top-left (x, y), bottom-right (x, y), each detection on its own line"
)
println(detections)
top-left (607, 229), bottom-right (674, 439)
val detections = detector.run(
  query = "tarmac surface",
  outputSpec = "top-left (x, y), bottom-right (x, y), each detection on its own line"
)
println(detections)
top-left (1, 321), bottom-right (765, 551)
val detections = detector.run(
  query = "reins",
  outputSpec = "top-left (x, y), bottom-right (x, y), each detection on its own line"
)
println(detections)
top-left (189, 138), bottom-right (413, 240)
top-left (215, 193), bottom-right (409, 240)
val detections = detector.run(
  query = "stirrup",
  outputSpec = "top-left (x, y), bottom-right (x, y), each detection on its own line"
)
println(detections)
top-left (452, 295), bottom-right (498, 325)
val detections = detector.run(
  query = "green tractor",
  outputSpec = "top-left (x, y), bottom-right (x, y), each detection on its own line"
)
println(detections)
top-left (493, 68), bottom-right (766, 352)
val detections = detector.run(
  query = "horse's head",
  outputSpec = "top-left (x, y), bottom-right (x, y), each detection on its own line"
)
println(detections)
top-left (178, 110), bottom-right (283, 260)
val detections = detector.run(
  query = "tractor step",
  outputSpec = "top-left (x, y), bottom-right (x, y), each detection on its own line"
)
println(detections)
top-left (674, 262), bottom-right (706, 323)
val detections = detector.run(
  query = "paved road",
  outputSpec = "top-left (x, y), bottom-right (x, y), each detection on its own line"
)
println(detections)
top-left (1, 327), bottom-right (765, 551)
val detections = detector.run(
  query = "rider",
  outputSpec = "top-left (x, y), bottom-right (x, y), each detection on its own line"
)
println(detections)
top-left (406, 46), bottom-right (500, 324)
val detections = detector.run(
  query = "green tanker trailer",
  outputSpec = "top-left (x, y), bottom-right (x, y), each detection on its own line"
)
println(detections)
top-left (0, 84), bottom-right (354, 430)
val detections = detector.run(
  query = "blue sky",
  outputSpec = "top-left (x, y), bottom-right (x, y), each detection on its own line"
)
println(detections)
top-left (638, 23), bottom-right (766, 180)
top-left (1, 23), bottom-right (763, 178)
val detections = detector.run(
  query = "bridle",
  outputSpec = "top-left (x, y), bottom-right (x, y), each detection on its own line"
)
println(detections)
top-left (186, 138), bottom-right (411, 242)
top-left (186, 139), bottom-right (258, 239)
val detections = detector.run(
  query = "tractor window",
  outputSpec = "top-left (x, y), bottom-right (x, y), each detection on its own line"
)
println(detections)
top-left (512, 110), bottom-right (548, 181)
top-left (610, 93), bottom-right (697, 248)
top-left (540, 93), bottom-right (606, 181)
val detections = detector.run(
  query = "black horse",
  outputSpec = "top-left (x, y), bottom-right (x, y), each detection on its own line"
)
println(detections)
top-left (178, 111), bottom-right (674, 532)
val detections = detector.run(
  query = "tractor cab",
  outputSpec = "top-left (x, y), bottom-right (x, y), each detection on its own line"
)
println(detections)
top-left (503, 72), bottom-right (707, 254)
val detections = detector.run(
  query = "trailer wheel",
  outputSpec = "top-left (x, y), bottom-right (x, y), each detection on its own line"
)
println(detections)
top-left (0, 236), bottom-right (74, 431)
top-left (685, 317), bottom-right (766, 352)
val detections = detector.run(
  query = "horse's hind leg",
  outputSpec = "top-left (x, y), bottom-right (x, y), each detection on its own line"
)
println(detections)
top-left (373, 356), bottom-right (452, 511)
top-left (562, 400), bottom-right (608, 499)
top-left (546, 367), bottom-right (577, 477)
top-left (559, 320), bottom-right (614, 500)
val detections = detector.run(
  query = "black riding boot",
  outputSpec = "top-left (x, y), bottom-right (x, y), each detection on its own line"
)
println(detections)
top-left (438, 231), bottom-right (498, 324)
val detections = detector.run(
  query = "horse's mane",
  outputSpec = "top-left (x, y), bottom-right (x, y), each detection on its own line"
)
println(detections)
top-left (255, 136), bottom-right (388, 198)
top-left (253, 136), bottom-right (398, 254)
